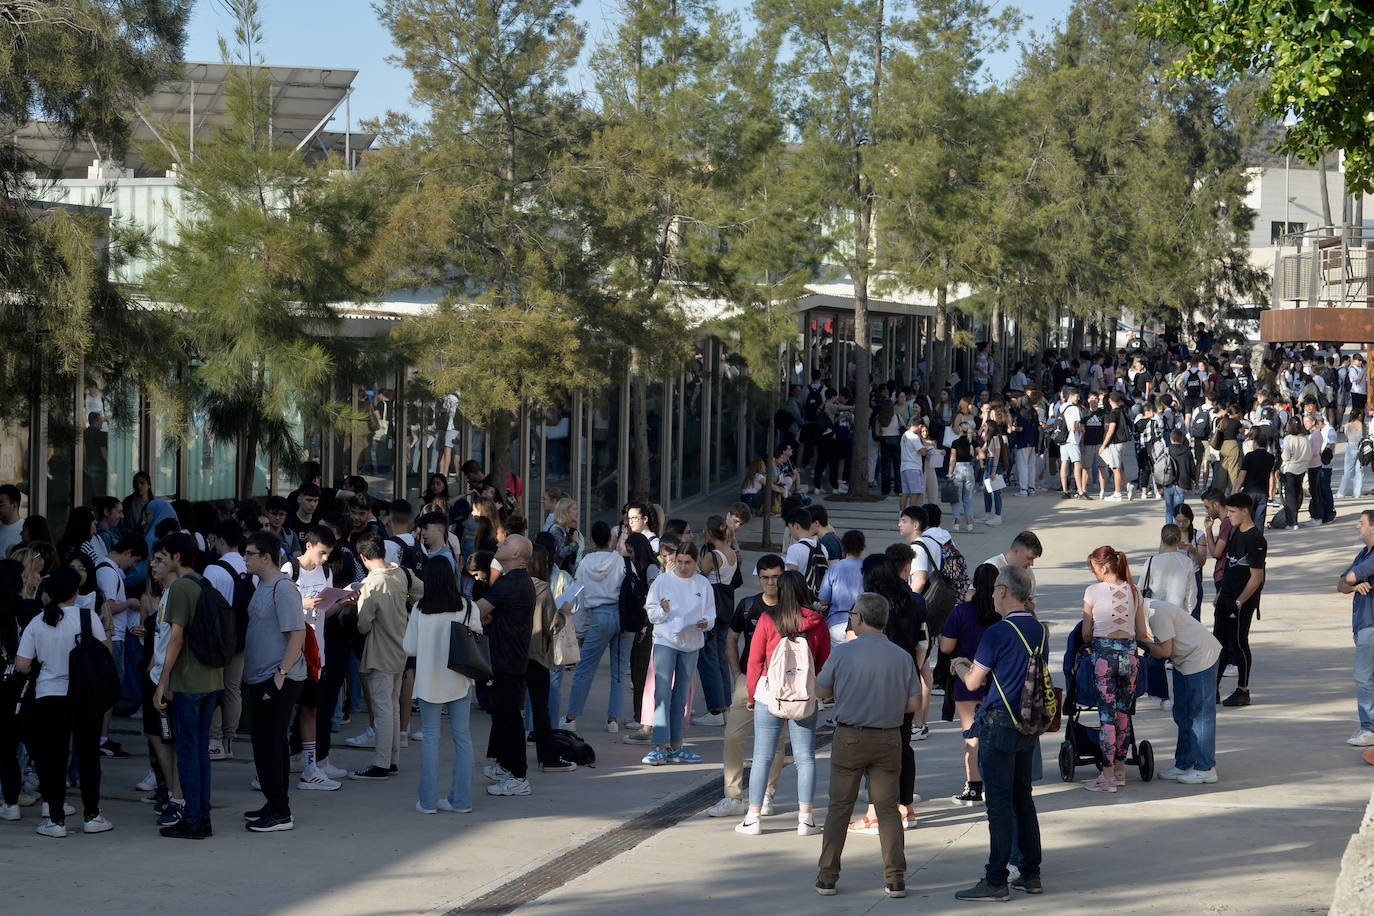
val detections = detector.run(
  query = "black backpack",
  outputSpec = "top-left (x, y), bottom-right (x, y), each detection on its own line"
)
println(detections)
top-left (1184, 369), bottom-right (1203, 398)
top-left (802, 539), bottom-right (830, 594)
top-left (187, 574), bottom-right (236, 668)
top-left (913, 539), bottom-right (960, 639)
top-left (548, 728), bottom-right (595, 766)
top-left (69, 607), bottom-right (121, 712)
top-left (210, 559), bottom-right (253, 653)
top-left (1189, 410), bottom-right (1212, 440)
top-left (388, 536), bottom-right (426, 580)
top-left (1360, 436), bottom-right (1374, 468)
top-left (618, 560), bottom-right (650, 633)
top-left (803, 385), bottom-right (826, 423)
top-left (1052, 411), bottom-right (1070, 445)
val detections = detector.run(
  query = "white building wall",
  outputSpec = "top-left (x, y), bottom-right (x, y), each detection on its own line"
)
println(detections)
top-left (37, 177), bottom-right (185, 283)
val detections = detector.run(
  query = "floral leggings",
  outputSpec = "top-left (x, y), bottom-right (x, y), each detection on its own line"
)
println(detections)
top-left (1091, 637), bottom-right (1138, 766)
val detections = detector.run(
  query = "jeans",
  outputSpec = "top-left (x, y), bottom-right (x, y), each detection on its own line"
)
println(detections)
top-left (567, 604), bottom-right (632, 721)
top-left (419, 694), bottom-right (472, 811)
top-left (695, 619), bottom-right (733, 713)
top-left (879, 436), bottom-right (901, 495)
top-left (1247, 490), bottom-right (1268, 534)
top-left (1163, 486), bottom-right (1187, 526)
top-left (977, 707), bottom-right (1041, 886)
top-left (950, 461), bottom-right (975, 521)
top-left (983, 457), bottom-right (1003, 515)
top-left (749, 704), bottom-right (817, 808)
top-left (1355, 626), bottom-right (1374, 732)
top-left (249, 677), bottom-right (302, 817)
top-left (172, 690), bottom-right (220, 824)
top-left (1015, 447), bottom-right (1036, 491)
top-left (651, 643), bottom-right (698, 746)
top-left (1339, 440), bottom-right (1367, 498)
top-left (1321, 466), bottom-right (1335, 520)
top-left (1171, 662), bottom-right (1218, 771)
top-left (364, 670), bottom-right (403, 770)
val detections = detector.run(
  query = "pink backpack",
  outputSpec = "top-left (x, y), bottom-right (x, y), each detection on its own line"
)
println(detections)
top-left (767, 634), bottom-right (817, 720)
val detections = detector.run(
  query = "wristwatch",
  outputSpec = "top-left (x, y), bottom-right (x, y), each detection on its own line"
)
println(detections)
top-left (278, 667), bottom-right (289, 676)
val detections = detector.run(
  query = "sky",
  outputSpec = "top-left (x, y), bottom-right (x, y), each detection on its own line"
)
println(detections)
top-left (184, 0), bottom-right (1075, 131)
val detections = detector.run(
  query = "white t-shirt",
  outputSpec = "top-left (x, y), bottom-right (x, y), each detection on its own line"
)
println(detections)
top-left (1138, 551), bottom-right (1197, 616)
top-left (1062, 404), bottom-right (1084, 446)
top-left (384, 532), bottom-right (416, 566)
top-left (149, 590), bottom-right (172, 684)
top-left (204, 551), bottom-right (248, 604)
top-left (785, 537), bottom-right (819, 574)
top-left (0, 519), bottom-right (22, 559)
top-left (1146, 599), bottom-right (1221, 675)
top-left (1351, 362), bottom-right (1367, 395)
top-left (94, 557), bottom-right (130, 641)
top-left (982, 552), bottom-right (1038, 597)
top-left (18, 605), bottom-right (105, 699)
top-left (284, 560), bottom-right (333, 657)
top-left (900, 429), bottom-right (926, 472)
top-left (913, 534), bottom-right (943, 576)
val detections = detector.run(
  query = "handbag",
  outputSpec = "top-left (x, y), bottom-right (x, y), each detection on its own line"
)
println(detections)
top-left (447, 598), bottom-right (493, 683)
top-left (983, 473), bottom-right (1006, 493)
top-left (1140, 556), bottom-right (1154, 599)
top-left (942, 427), bottom-right (956, 448)
top-left (551, 612), bottom-right (580, 667)
top-left (939, 477), bottom-right (959, 504)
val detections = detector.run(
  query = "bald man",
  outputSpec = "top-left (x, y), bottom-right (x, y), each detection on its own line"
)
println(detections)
top-left (478, 534), bottom-right (539, 795)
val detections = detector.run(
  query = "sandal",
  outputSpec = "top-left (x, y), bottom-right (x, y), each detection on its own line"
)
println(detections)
top-left (1083, 774), bottom-right (1117, 794)
top-left (847, 814), bottom-right (880, 835)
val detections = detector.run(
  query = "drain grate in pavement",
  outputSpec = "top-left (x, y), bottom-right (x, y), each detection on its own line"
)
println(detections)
top-left (451, 729), bottom-right (836, 914)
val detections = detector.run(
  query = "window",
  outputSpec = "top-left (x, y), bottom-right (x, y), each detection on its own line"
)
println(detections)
top-left (1271, 221), bottom-right (1305, 244)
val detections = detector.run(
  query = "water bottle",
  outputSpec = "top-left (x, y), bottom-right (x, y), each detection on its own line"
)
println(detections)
top-left (158, 708), bottom-right (171, 742)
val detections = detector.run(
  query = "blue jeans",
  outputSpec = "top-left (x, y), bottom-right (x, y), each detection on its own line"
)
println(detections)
top-left (651, 644), bottom-right (698, 746)
top-left (172, 690), bottom-right (220, 823)
top-left (419, 694), bottom-right (472, 811)
top-left (1171, 662), bottom-right (1218, 771)
top-left (950, 462), bottom-right (975, 521)
top-left (566, 603), bottom-right (632, 722)
top-left (1355, 626), bottom-right (1374, 732)
top-left (695, 619), bottom-right (733, 713)
top-left (1247, 490), bottom-right (1268, 534)
top-left (749, 704), bottom-right (817, 809)
top-left (983, 457), bottom-right (1003, 515)
top-left (1163, 486), bottom-right (1187, 526)
top-left (1339, 442), bottom-right (1367, 498)
top-left (976, 707), bottom-right (1041, 885)
top-left (1321, 467), bottom-right (1335, 520)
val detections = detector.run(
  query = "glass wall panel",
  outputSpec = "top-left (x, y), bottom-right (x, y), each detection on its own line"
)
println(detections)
top-left (641, 381), bottom-right (664, 508)
top-left (45, 390), bottom-right (77, 538)
top-left (717, 348), bottom-right (743, 487)
top-left (538, 402), bottom-right (573, 518)
top-left (0, 407), bottom-right (31, 514)
top-left (356, 378), bottom-right (396, 502)
top-left (83, 378), bottom-right (140, 503)
top-left (587, 386), bottom-right (621, 526)
top-left (330, 383), bottom-right (355, 489)
top-left (153, 421), bottom-right (178, 502)
top-left (185, 407), bottom-right (236, 502)
top-left (681, 357), bottom-right (704, 500)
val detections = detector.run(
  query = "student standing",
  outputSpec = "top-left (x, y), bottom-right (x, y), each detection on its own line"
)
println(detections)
top-left (1337, 510), bottom-right (1374, 750)
top-left (1215, 492), bottom-right (1267, 707)
top-left (641, 542), bottom-right (713, 766)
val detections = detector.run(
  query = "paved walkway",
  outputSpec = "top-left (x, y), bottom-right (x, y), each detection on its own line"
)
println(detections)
top-left (4, 481), bottom-right (1371, 915)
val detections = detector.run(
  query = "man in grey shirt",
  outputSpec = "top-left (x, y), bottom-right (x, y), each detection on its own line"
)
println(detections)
top-left (815, 592), bottom-right (922, 899)
top-left (241, 531), bottom-right (307, 833)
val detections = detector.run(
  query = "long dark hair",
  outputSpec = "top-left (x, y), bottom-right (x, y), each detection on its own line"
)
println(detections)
top-left (418, 556), bottom-right (461, 614)
top-left (773, 570), bottom-right (810, 637)
top-left (57, 507), bottom-right (96, 561)
top-left (40, 567), bottom-right (80, 626)
top-left (862, 553), bottom-right (923, 655)
top-left (970, 562), bottom-right (1000, 627)
top-left (625, 532), bottom-right (656, 579)
top-left (0, 559), bottom-right (23, 656)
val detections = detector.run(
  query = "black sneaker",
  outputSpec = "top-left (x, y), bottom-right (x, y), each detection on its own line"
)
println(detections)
top-left (98, 740), bottom-right (131, 759)
top-left (350, 766), bottom-right (390, 780)
top-left (246, 812), bottom-right (294, 833)
top-left (1222, 689), bottom-right (1251, 707)
top-left (954, 879), bottom-right (1011, 902)
top-left (540, 759), bottom-right (577, 772)
top-left (243, 805), bottom-right (272, 820)
top-left (952, 782), bottom-right (984, 806)
top-left (159, 819), bottom-right (209, 840)
top-left (815, 879), bottom-right (838, 897)
top-left (1010, 875), bottom-right (1043, 895)
top-left (885, 882), bottom-right (907, 898)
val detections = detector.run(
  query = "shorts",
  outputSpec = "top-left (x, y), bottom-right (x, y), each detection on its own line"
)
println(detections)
top-left (900, 469), bottom-right (924, 494)
top-left (298, 678), bottom-right (323, 708)
top-left (1101, 442), bottom-right (1125, 469)
top-left (442, 429), bottom-right (460, 448)
top-left (1062, 444), bottom-right (1083, 464)
top-left (1082, 445), bottom-right (1099, 470)
top-left (142, 676), bottom-right (174, 743)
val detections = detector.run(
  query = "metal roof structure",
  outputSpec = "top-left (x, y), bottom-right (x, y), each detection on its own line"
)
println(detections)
top-left (12, 61), bottom-right (373, 178)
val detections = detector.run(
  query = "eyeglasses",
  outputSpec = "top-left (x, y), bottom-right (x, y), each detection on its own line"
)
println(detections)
top-left (758, 574), bottom-right (781, 582)
top-left (242, 550), bottom-right (262, 559)
top-left (626, 514), bottom-right (643, 522)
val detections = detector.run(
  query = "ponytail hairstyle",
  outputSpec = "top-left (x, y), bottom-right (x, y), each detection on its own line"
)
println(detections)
top-left (1088, 545), bottom-right (1136, 596)
top-left (40, 567), bottom-right (81, 626)
top-left (1174, 503), bottom-right (1196, 541)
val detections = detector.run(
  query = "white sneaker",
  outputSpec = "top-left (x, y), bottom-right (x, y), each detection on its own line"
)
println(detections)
top-left (625, 720), bottom-right (642, 730)
top-left (415, 801), bottom-right (437, 815)
top-left (409, 729), bottom-right (423, 741)
top-left (483, 764), bottom-right (511, 782)
top-left (1160, 699), bottom-right (1173, 712)
top-left (706, 797), bottom-right (747, 818)
top-left (486, 776), bottom-right (532, 796)
top-left (399, 733), bottom-right (409, 749)
top-left (1160, 766), bottom-right (1194, 781)
top-left (436, 799), bottom-right (471, 813)
top-left (605, 720), bottom-right (619, 734)
top-left (0, 803), bottom-right (19, 821)
top-left (250, 777), bottom-right (261, 791)
top-left (559, 716), bottom-right (577, 732)
top-left (761, 793), bottom-right (777, 816)
top-left (1177, 768), bottom-right (1218, 784)
top-left (318, 759), bottom-right (348, 779)
top-left (984, 516), bottom-right (1003, 526)
top-left (1346, 729), bottom-right (1374, 747)
top-left (1104, 492), bottom-right (1124, 502)
top-left (135, 770), bottom-right (157, 792)
top-left (16, 788), bottom-right (38, 807)
top-left (35, 818), bottom-right (66, 838)
top-left (1126, 485), bottom-right (1136, 501)
top-left (690, 712), bottom-right (725, 726)
top-left (734, 817), bottom-right (761, 836)
top-left (1222, 665), bottom-right (1238, 678)
top-left (345, 727), bottom-right (376, 748)
top-left (82, 814), bottom-right (114, 834)
top-left (798, 818), bottom-right (823, 836)
top-left (40, 802), bottom-right (75, 818)
top-left (297, 770), bottom-right (342, 791)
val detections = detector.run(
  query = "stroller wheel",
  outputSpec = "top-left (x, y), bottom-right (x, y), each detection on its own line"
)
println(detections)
top-left (1058, 741), bottom-right (1075, 782)
top-left (1138, 740), bottom-right (1155, 782)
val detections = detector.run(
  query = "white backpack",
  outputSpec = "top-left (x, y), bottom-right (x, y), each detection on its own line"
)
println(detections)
top-left (766, 634), bottom-right (817, 720)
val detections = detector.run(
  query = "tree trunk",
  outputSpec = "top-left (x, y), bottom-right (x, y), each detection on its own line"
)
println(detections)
top-left (761, 385), bottom-right (777, 549)
top-left (630, 371), bottom-right (651, 501)
top-left (931, 282), bottom-right (949, 394)
top-left (489, 411), bottom-right (515, 503)
top-left (849, 237), bottom-right (873, 499)
top-left (240, 429), bottom-right (259, 501)
top-left (989, 294), bottom-right (1004, 394)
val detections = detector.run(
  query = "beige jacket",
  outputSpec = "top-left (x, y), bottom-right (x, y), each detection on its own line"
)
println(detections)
top-left (357, 566), bottom-right (425, 674)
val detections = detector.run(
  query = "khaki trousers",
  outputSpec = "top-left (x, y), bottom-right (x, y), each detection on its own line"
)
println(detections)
top-left (818, 725), bottom-right (905, 884)
top-left (723, 674), bottom-right (784, 800)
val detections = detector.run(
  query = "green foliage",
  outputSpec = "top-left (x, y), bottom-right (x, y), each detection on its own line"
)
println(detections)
top-left (1139, 0), bottom-right (1374, 195)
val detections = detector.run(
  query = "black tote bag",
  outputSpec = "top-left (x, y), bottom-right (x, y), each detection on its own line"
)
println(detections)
top-left (447, 599), bottom-right (493, 684)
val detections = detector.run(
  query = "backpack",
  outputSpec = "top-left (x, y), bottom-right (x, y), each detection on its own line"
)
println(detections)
top-left (803, 385), bottom-right (826, 423)
top-left (68, 607), bottom-right (121, 712)
top-left (801, 540), bottom-right (830, 594)
top-left (990, 617), bottom-right (1057, 736)
top-left (1052, 411), bottom-right (1070, 445)
top-left (1184, 369), bottom-right (1203, 398)
top-left (210, 559), bottom-right (253, 653)
top-left (913, 539), bottom-right (960, 639)
top-left (938, 539), bottom-right (970, 596)
top-left (1189, 409), bottom-right (1212, 440)
top-left (187, 574), bottom-right (236, 668)
top-left (1153, 443), bottom-right (1180, 487)
top-left (548, 728), bottom-right (596, 766)
top-left (765, 631), bottom-right (817, 720)
top-left (618, 560), bottom-right (650, 633)
top-left (388, 536), bottom-right (426, 580)
top-left (1359, 436), bottom-right (1374, 468)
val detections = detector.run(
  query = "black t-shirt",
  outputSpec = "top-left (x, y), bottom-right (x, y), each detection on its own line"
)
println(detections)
top-left (1107, 407), bottom-right (1131, 444)
top-left (1239, 449), bottom-right (1276, 493)
top-left (730, 593), bottom-right (773, 665)
top-left (1220, 525), bottom-right (1267, 604)
top-left (1082, 408), bottom-right (1105, 447)
top-left (1219, 417), bottom-right (1243, 442)
top-left (950, 436), bottom-right (974, 464)
top-left (481, 568), bottom-right (535, 674)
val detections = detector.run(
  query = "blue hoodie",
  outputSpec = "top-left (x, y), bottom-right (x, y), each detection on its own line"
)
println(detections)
top-left (125, 498), bottom-right (179, 592)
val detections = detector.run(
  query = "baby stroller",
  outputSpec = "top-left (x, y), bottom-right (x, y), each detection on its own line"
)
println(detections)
top-left (1057, 626), bottom-right (1155, 783)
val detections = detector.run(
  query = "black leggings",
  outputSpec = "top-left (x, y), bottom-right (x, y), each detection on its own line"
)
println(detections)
top-left (34, 696), bottom-right (102, 824)
top-left (899, 711), bottom-right (916, 806)
top-left (0, 691), bottom-right (22, 805)
top-left (1214, 599), bottom-right (1258, 690)
top-left (630, 629), bottom-right (652, 723)
top-left (525, 661), bottom-right (560, 767)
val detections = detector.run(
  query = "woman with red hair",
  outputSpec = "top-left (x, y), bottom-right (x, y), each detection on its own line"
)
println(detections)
top-left (1081, 546), bottom-right (1151, 793)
